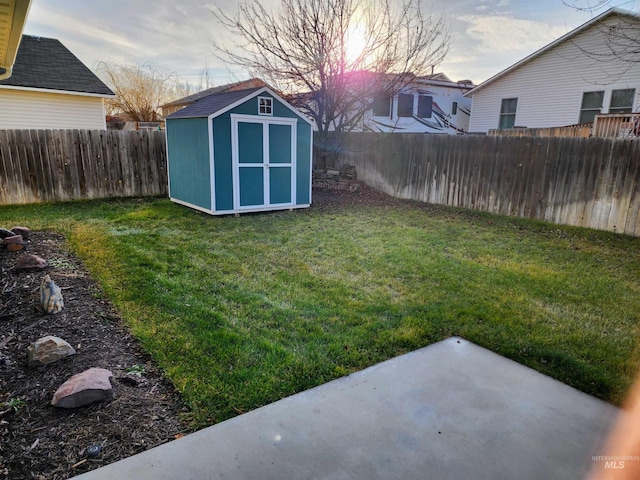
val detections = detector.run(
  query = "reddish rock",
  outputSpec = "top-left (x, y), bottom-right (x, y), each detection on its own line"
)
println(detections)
top-left (11, 226), bottom-right (31, 239)
top-left (3, 234), bottom-right (23, 247)
top-left (6, 243), bottom-right (24, 252)
top-left (4, 235), bottom-right (25, 252)
top-left (51, 368), bottom-right (114, 408)
top-left (15, 254), bottom-right (48, 271)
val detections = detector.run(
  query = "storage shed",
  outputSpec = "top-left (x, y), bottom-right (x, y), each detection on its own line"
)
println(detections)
top-left (166, 86), bottom-right (313, 215)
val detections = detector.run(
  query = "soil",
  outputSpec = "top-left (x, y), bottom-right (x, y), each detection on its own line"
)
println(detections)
top-left (0, 182), bottom-right (400, 479)
top-left (0, 232), bottom-right (187, 480)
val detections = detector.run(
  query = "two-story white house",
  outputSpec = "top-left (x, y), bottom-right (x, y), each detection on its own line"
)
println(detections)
top-left (360, 73), bottom-right (473, 134)
top-left (465, 8), bottom-right (640, 134)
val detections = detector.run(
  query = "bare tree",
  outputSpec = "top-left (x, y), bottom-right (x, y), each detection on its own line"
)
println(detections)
top-left (212, 0), bottom-right (450, 140)
top-left (97, 61), bottom-right (184, 121)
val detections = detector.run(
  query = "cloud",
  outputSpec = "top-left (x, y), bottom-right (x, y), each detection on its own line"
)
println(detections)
top-left (458, 15), bottom-right (569, 54)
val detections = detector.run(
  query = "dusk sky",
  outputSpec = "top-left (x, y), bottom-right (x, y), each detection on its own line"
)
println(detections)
top-left (21, 0), bottom-right (640, 87)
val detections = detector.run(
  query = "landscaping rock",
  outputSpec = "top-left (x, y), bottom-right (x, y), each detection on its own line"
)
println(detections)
top-left (39, 275), bottom-right (64, 314)
top-left (0, 227), bottom-right (14, 238)
top-left (3, 235), bottom-right (24, 252)
top-left (11, 226), bottom-right (31, 239)
top-left (15, 254), bottom-right (48, 271)
top-left (51, 368), bottom-right (114, 409)
top-left (27, 336), bottom-right (76, 366)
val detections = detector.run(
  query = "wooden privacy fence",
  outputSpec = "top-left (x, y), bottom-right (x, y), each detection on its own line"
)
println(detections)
top-left (0, 129), bottom-right (167, 205)
top-left (324, 133), bottom-right (640, 236)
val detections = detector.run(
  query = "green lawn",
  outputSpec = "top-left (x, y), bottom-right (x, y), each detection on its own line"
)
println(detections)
top-left (1, 197), bottom-right (639, 428)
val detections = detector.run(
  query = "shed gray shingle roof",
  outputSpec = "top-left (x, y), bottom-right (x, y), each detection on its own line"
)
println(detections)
top-left (166, 87), bottom-right (264, 119)
top-left (0, 35), bottom-right (114, 96)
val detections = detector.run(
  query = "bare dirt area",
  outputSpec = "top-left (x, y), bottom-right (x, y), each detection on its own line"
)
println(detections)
top-left (0, 231), bottom-right (187, 480)
top-left (311, 180), bottom-right (408, 208)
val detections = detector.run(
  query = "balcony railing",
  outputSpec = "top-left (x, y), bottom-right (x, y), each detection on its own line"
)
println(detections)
top-left (592, 113), bottom-right (640, 138)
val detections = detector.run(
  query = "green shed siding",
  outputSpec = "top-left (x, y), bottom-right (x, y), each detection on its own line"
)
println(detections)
top-left (212, 116), bottom-right (234, 211)
top-left (296, 122), bottom-right (312, 205)
top-left (166, 118), bottom-right (211, 210)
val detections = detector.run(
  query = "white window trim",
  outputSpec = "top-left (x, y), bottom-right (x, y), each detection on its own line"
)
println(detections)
top-left (258, 96), bottom-right (273, 116)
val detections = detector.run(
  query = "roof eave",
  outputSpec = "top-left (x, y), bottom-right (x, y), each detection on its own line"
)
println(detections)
top-left (464, 7), bottom-right (637, 97)
top-left (0, 0), bottom-right (32, 80)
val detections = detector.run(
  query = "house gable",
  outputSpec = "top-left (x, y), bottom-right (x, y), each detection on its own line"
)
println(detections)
top-left (467, 9), bottom-right (640, 133)
top-left (0, 35), bottom-right (113, 96)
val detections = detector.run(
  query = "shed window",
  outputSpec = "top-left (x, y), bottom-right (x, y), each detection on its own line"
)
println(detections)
top-left (398, 93), bottom-right (414, 117)
top-left (452, 101), bottom-right (458, 115)
top-left (258, 97), bottom-right (273, 115)
top-left (372, 91), bottom-right (391, 117)
top-left (609, 89), bottom-right (635, 114)
top-left (499, 98), bottom-right (517, 129)
top-left (418, 95), bottom-right (433, 119)
top-left (579, 91), bottom-right (604, 123)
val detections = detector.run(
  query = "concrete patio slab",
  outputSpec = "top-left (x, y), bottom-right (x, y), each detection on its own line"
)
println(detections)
top-left (73, 337), bottom-right (620, 480)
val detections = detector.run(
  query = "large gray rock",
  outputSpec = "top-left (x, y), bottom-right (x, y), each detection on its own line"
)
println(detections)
top-left (16, 254), bottom-right (48, 271)
top-left (51, 368), bottom-right (114, 409)
top-left (27, 336), bottom-right (76, 366)
top-left (40, 274), bottom-right (64, 314)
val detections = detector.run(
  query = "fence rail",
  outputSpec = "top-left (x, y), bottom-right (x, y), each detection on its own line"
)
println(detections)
top-left (592, 113), bottom-right (640, 138)
top-left (488, 125), bottom-right (591, 138)
top-left (323, 132), bottom-right (640, 237)
top-left (0, 129), bottom-right (167, 205)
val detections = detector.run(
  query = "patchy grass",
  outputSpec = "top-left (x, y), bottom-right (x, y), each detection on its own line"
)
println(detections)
top-left (1, 197), bottom-right (639, 427)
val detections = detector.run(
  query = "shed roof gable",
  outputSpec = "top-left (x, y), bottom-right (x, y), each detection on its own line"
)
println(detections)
top-left (167, 86), bottom-right (314, 126)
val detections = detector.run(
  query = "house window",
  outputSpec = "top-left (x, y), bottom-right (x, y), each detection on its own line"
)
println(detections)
top-left (398, 93), bottom-right (414, 117)
top-left (452, 101), bottom-right (458, 115)
top-left (499, 98), bottom-right (517, 129)
top-left (609, 89), bottom-right (635, 114)
top-left (579, 91), bottom-right (604, 123)
top-left (418, 95), bottom-right (433, 119)
top-left (258, 97), bottom-right (273, 115)
top-left (372, 91), bottom-right (391, 116)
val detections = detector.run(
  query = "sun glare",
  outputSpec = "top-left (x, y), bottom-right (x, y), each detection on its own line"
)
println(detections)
top-left (345, 23), bottom-right (367, 65)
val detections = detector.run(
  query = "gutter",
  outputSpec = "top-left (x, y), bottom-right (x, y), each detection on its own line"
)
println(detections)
top-left (0, 0), bottom-right (33, 80)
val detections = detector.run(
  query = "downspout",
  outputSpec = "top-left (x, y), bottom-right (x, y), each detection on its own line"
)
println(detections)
top-left (0, 66), bottom-right (13, 81)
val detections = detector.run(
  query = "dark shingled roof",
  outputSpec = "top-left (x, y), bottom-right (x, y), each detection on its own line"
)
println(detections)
top-left (167, 87), bottom-right (265, 119)
top-left (0, 35), bottom-right (114, 96)
top-left (162, 78), bottom-right (268, 108)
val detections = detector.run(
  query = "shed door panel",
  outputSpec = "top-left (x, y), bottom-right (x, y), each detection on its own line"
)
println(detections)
top-left (238, 123), bottom-right (263, 163)
top-left (239, 167), bottom-right (265, 206)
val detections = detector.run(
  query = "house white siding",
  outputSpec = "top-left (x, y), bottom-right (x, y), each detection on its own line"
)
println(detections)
top-left (0, 88), bottom-right (107, 129)
top-left (468, 13), bottom-right (640, 133)
top-left (360, 83), bottom-right (472, 134)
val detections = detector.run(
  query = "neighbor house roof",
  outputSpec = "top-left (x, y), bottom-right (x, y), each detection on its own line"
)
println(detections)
top-left (162, 78), bottom-right (269, 109)
top-left (464, 8), bottom-right (638, 97)
top-left (0, 0), bottom-right (31, 79)
top-left (0, 34), bottom-right (114, 96)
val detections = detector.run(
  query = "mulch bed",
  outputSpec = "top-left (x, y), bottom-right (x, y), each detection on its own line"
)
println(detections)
top-left (0, 232), bottom-right (187, 480)
top-left (0, 182), bottom-right (401, 479)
